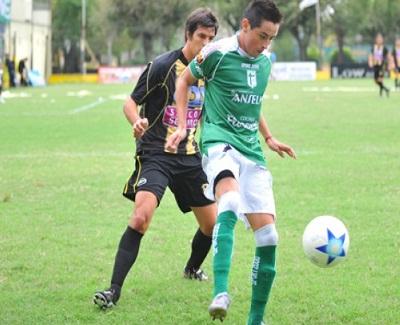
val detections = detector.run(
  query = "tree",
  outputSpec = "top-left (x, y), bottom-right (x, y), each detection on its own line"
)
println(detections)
top-left (274, 1), bottom-right (316, 61)
top-left (212, 0), bottom-right (251, 32)
top-left (87, 0), bottom-right (132, 65)
top-left (109, 0), bottom-right (193, 62)
top-left (52, 0), bottom-right (96, 72)
top-left (324, 0), bottom-right (365, 64)
top-left (360, 0), bottom-right (400, 44)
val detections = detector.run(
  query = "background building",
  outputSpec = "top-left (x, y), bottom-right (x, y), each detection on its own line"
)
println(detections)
top-left (2, 0), bottom-right (51, 81)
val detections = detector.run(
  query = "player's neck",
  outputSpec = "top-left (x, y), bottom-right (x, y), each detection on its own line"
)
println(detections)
top-left (182, 44), bottom-right (196, 62)
top-left (237, 32), bottom-right (254, 59)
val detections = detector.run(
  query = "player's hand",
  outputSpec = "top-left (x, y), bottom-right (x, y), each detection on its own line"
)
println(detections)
top-left (133, 118), bottom-right (149, 139)
top-left (165, 127), bottom-right (187, 152)
top-left (266, 137), bottom-right (296, 159)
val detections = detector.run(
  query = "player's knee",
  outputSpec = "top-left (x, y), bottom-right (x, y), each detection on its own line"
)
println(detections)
top-left (200, 223), bottom-right (214, 237)
top-left (129, 210), bottom-right (151, 233)
top-left (254, 223), bottom-right (279, 247)
top-left (194, 205), bottom-right (216, 236)
top-left (217, 191), bottom-right (240, 216)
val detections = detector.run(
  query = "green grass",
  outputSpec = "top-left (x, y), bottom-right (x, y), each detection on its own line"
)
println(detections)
top-left (1, 80), bottom-right (399, 324)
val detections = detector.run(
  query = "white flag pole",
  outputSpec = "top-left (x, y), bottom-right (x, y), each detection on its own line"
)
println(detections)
top-left (300, 0), bottom-right (322, 68)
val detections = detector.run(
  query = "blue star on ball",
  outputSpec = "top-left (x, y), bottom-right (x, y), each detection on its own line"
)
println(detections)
top-left (316, 229), bottom-right (346, 264)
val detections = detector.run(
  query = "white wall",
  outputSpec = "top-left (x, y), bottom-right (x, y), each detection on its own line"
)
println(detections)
top-left (4, 0), bottom-right (51, 80)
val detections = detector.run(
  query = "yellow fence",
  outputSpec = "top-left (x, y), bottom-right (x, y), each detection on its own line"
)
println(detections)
top-left (48, 74), bottom-right (98, 84)
top-left (316, 69), bottom-right (331, 80)
top-left (41, 69), bottom-right (400, 85)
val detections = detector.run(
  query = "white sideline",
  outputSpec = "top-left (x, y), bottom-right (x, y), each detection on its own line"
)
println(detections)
top-left (70, 97), bottom-right (107, 114)
top-left (1, 151), bottom-right (132, 159)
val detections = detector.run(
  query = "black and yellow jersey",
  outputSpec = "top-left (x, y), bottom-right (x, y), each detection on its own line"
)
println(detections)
top-left (371, 45), bottom-right (388, 67)
top-left (131, 48), bottom-right (204, 155)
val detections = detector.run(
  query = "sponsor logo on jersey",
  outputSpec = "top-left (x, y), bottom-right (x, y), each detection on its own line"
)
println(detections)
top-left (227, 114), bottom-right (258, 131)
top-left (247, 70), bottom-right (257, 88)
top-left (241, 63), bottom-right (259, 70)
top-left (187, 85), bottom-right (205, 108)
top-left (231, 91), bottom-right (262, 105)
top-left (162, 106), bottom-right (202, 129)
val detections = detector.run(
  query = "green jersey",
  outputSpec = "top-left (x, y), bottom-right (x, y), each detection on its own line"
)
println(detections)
top-left (189, 34), bottom-right (272, 165)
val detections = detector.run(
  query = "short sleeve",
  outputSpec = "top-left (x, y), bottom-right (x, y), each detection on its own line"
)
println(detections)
top-left (131, 62), bottom-right (161, 105)
top-left (189, 45), bottom-right (223, 80)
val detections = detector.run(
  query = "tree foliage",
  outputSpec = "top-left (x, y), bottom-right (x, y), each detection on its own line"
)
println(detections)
top-left (109, 0), bottom-right (194, 62)
top-left (323, 0), bottom-right (365, 64)
top-left (51, 0), bottom-right (400, 67)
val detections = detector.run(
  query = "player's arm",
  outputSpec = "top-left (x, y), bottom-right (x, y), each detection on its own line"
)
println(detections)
top-left (123, 62), bottom-right (160, 139)
top-left (368, 48), bottom-right (373, 68)
top-left (123, 97), bottom-right (148, 139)
top-left (165, 68), bottom-right (198, 152)
top-left (259, 113), bottom-right (296, 159)
top-left (387, 51), bottom-right (395, 71)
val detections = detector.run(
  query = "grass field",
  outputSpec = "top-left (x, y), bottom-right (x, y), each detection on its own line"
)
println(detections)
top-left (1, 79), bottom-right (399, 324)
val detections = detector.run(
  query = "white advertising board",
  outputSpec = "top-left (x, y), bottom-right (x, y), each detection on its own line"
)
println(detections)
top-left (98, 66), bottom-right (146, 84)
top-left (271, 62), bottom-right (317, 81)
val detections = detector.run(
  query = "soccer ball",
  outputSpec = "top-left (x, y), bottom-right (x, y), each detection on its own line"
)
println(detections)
top-left (302, 216), bottom-right (350, 268)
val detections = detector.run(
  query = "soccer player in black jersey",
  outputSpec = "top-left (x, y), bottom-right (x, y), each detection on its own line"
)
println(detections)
top-left (368, 33), bottom-right (390, 97)
top-left (392, 37), bottom-right (400, 91)
top-left (93, 8), bottom-right (218, 309)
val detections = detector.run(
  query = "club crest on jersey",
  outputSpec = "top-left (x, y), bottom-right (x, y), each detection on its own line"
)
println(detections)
top-left (196, 52), bottom-right (204, 64)
top-left (247, 70), bottom-right (257, 88)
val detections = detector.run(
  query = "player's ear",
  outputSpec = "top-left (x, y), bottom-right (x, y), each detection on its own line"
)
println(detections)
top-left (241, 18), bottom-right (251, 32)
top-left (185, 31), bottom-right (192, 42)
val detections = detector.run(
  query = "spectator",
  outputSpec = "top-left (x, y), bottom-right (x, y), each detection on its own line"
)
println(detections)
top-left (18, 58), bottom-right (28, 86)
top-left (5, 54), bottom-right (16, 88)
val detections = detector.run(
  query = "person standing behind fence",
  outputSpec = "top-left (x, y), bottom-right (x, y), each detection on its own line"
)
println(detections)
top-left (392, 37), bottom-right (400, 91)
top-left (368, 33), bottom-right (390, 97)
top-left (18, 58), bottom-right (28, 86)
top-left (0, 60), bottom-right (4, 103)
top-left (5, 54), bottom-right (16, 88)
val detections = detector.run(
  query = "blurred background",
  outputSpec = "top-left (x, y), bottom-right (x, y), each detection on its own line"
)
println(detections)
top-left (0, 0), bottom-right (399, 86)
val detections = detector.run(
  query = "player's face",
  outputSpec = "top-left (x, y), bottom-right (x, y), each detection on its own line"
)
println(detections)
top-left (188, 26), bottom-right (216, 55)
top-left (375, 34), bottom-right (384, 45)
top-left (241, 18), bottom-right (279, 57)
top-left (396, 39), bottom-right (400, 48)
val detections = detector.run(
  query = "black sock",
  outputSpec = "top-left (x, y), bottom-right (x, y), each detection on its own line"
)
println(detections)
top-left (395, 78), bottom-right (399, 88)
top-left (110, 226), bottom-right (143, 292)
top-left (185, 228), bottom-right (212, 271)
top-left (377, 81), bottom-right (383, 96)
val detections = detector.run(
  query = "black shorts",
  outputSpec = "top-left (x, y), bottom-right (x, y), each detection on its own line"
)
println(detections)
top-left (123, 151), bottom-right (214, 213)
top-left (373, 65), bottom-right (384, 79)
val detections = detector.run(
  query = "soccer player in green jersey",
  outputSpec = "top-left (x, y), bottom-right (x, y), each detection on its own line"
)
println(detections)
top-left (166, 1), bottom-right (296, 324)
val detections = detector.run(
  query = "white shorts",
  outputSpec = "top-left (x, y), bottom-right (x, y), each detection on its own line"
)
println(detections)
top-left (202, 143), bottom-right (276, 225)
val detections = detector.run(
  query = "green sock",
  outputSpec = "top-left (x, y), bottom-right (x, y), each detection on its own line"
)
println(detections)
top-left (247, 245), bottom-right (277, 325)
top-left (212, 210), bottom-right (237, 297)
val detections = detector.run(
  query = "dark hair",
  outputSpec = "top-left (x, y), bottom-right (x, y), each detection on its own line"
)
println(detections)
top-left (244, 0), bottom-right (282, 28)
top-left (185, 8), bottom-right (218, 41)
